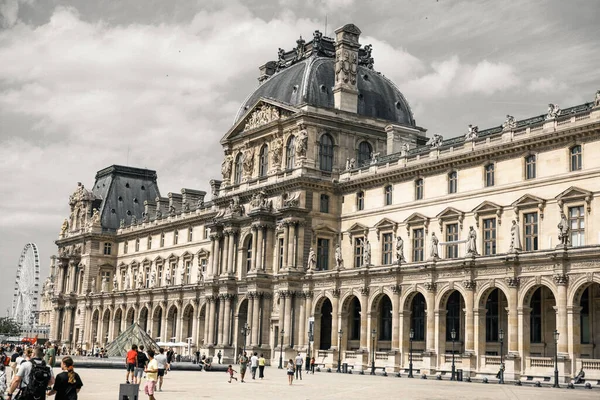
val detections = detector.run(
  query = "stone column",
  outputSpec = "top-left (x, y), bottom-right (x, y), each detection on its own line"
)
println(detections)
top-left (425, 285), bottom-right (436, 352)
top-left (205, 298), bottom-right (213, 346)
top-left (391, 287), bottom-right (401, 351)
top-left (567, 305), bottom-right (582, 376)
top-left (69, 262), bottom-right (77, 293)
top-left (57, 263), bottom-right (65, 293)
top-left (251, 294), bottom-right (260, 346)
top-left (287, 222), bottom-right (296, 268)
top-left (161, 305), bottom-right (168, 342)
top-left (473, 307), bottom-right (486, 362)
top-left (506, 278), bottom-right (519, 354)
top-left (227, 230), bottom-right (236, 274)
top-left (247, 294), bottom-right (254, 345)
top-left (297, 293), bottom-right (306, 349)
top-left (359, 289), bottom-right (368, 349)
top-left (554, 274), bottom-right (568, 354)
top-left (251, 227), bottom-right (258, 271)
top-left (282, 224), bottom-right (289, 270)
top-left (213, 234), bottom-right (222, 276)
top-left (284, 292), bottom-right (293, 347)
top-left (434, 309), bottom-right (446, 358)
top-left (517, 306), bottom-right (531, 372)
top-left (192, 302), bottom-right (199, 347)
top-left (222, 295), bottom-right (232, 346)
top-left (217, 297), bottom-right (226, 345)
top-left (221, 233), bottom-right (230, 276)
top-left (464, 281), bottom-right (475, 353)
top-left (209, 235), bottom-right (217, 277)
top-left (50, 306), bottom-right (60, 341)
top-left (256, 227), bottom-right (264, 270)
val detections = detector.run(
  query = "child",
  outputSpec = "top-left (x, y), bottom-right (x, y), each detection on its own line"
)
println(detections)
top-left (227, 365), bottom-right (238, 383)
top-left (0, 364), bottom-right (7, 399)
top-left (47, 356), bottom-right (84, 400)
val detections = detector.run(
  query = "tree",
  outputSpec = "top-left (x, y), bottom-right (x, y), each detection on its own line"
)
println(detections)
top-left (0, 317), bottom-right (22, 335)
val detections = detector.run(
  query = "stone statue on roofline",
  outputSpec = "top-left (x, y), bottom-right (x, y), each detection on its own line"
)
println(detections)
top-left (594, 90), bottom-right (600, 107)
top-left (465, 124), bottom-right (479, 141)
top-left (426, 133), bottom-right (443, 148)
top-left (545, 103), bottom-right (561, 120)
top-left (502, 114), bottom-right (517, 131)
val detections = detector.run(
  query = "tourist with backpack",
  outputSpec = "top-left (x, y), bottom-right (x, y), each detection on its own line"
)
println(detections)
top-left (6, 347), bottom-right (54, 400)
top-left (47, 356), bottom-right (83, 400)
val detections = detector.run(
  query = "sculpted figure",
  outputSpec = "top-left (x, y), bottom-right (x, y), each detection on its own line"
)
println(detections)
top-left (362, 238), bottom-right (371, 266)
top-left (242, 147), bottom-right (255, 176)
top-left (502, 114), bottom-right (517, 131)
top-left (60, 219), bottom-right (69, 236)
top-left (557, 212), bottom-right (570, 246)
top-left (465, 124), bottom-right (479, 141)
top-left (124, 270), bottom-right (131, 290)
top-left (546, 103), bottom-right (561, 120)
top-left (119, 219), bottom-right (125, 229)
top-left (221, 154), bottom-right (233, 181)
top-left (396, 236), bottom-right (406, 265)
top-left (430, 232), bottom-right (439, 259)
top-left (101, 277), bottom-right (108, 293)
top-left (165, 268), bottom-right (171, 286)
top-left (295, 125), bottom-right (308, 157)
top-left (90, 277), bottom-right (96, 293)
top-left (270, 135), bottom-right (283, 166)
top-left (307, 248), bottom-right (316, 271)
top-left (466, 226), bottom-right (478, 256)
top-left (137, 270), bottom-right (144, 289)
top-left (113, 274), bottom-right (118, 291)
top-left (335, 244), bottom-right (344, 269)
top-left (595, 90), bottom-right (600, 107)
top-left (197, 265), bottom-right (203, 283)
top-left (149, 269), bottom-right (156, 288)
top-left (509, 220), bottom-right (522, 252)
top-left (426, 133), bottom-right (443, 148)
top-left (180, 265), bottom-right (185, 285)
top-left (401, 143), bottom-right (410, 153)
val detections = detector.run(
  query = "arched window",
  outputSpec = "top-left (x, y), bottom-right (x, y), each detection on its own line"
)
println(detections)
top-left (411, 293), bottom-right (426, 341)
top-left (286, 136), bottom-right (296, 169)
top-left (357, 141), bottom-right (372, 167)
top-left (259, 145), bottom-right (269, 177)
top-left (446, 291), bottom-right (461, 341)
top-left (234, 153), bottom-right (243, 184)
top-left (570, 145), bottom-right (582, 171)
top-left (379, 296), bottom-right (393, 341)
top-left (350, 297), bottom-right (361, 340)
top-left (319, 134), bottom-right (334, 172)
top-left (245, 236), bottom-right (253, 272)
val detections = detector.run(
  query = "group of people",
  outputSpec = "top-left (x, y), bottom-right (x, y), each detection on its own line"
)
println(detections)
top-left (0, 344), bottom-right (83, 400)
top-left (124, 345), bottom-right (171, 400)
top-left (227, 352), bottom-right (267, 383)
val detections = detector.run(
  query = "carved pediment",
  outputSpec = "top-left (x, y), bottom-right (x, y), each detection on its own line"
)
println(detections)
top-left (196, 249), bottom-right (210, 258)
top-left (141, 258), bottom-right (151, 265)
top-left (153, 255), bottom-right (164, 264)
top-left (347, 222), bottom-right (368, 244)
top-left (512, 194), bottom-right (546, 220)
top-left (472, 201), bottom-right (503, 227)
top-left (181, 251), bottom-right (193, 260)
top-left (313, 224), bottom-right (338, 235)
top-left (374, 218), bottom-right (398, 236)
top-left (167, 253), bottom-right (179, 263)
top-left (403, 212), bottom-right (430, 235)
top-left (436, 207), bottom-right (465, 231)
top-left (555, 186), bottom-right (593, 211)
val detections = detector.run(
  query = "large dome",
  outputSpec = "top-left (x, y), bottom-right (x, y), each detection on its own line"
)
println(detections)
top-left (235, 56), bottom-right (415, 126)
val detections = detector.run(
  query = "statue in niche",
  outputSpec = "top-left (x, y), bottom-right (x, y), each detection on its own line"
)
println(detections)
top-left (180, 265), bottom-right (185, 285)
top-left (149, 269), bottom-right (156, 288)
top-left (165, 268), bottom-right (171, 286)
top-left (295, 125), bottom-right (308, 158)
top-left (502, 114), bottom-right (517, 131)
top-left (362, 238), bottom-right (371, 266)
top-left (396, 236), bottom-right (406, 265)
top-left (509, 220), bottom-right (522, 252)
top-left (546, 103), bottom-right (561, 120)
top-left (90, 277), bottom-right (96, 293)
top-left (466, 226), bottom-right (478, 256)
top-left (183, 202), bottom-right (190, 212)
top-left (60, 219), bottom-right (69, 236)
top-left (335, 244), bottom-right (344, 269)
top-left (221, 154), bottom-right (233, 181)
top-left (430, 232), bottom-right (439, 259)
top-left (113, 274), bottom-right (118, 291)
top-left (270, 135), bottom-right (283, 166)
top-left (465, 124), bottom-right (479, 141)
top-left (307, 248), bottom-right (316, 271)
top-left (242, 147), bottom-right (255, 176)
top-left (557, 212), bottom-right (570, 246)
top-left (137, 270), bottom-right (144, 289)
top-left (197, 265), bottom-right (203, 283)
top-left (101, 277), bottom-right (108, 293)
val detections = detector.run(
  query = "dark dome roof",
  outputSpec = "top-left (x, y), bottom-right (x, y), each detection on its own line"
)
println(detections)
top-left (235, 57), bottom-right (415, 126)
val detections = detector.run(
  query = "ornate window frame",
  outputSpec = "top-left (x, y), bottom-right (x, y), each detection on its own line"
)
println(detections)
top-left (404, 213), bottom-right (429, 263)
top-left (568, 144), bottom-right (583, 172)
top-left (512, 194), bottom-right (545, 251)
top-left (318, 132), bottom-right (335, 172)
top-left (447, 170), bottom-right (458, 194)
top-left (483, 162), bottom-right (495, 187)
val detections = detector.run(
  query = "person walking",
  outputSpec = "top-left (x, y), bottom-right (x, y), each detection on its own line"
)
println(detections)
top-left (217, 350), bottom-right (222, 364)
top-left (310, 356), bottom-right (315, 374)
top-left (47, 356), bottom-right (83, 400)
top-left (226, 365), bottom-right (238, 383)
top-left (238, 352), bottom-right (248, 383)
top-left (125, 344), bottom-right (138, 384)
top-left (7, 347), bottom-right (54, 400)
top-left (294, 352), bottom-right (303, 380)
top-left (143, 350), bottom-right (158, 400)
top-left (45, 342), bottom-right (56, 369)
top-left (154, 348), bottom-right (169, 392)
top-left (258, 354), bottom-right (266, 379)
top-left (250, 352), bottom-right (258, 380)
top-left (286, 359), bottom-right (295, 385)
top-left (134, 345), bottom-right (149, 385)
top-left (9, 348), bottom-right (20, 379)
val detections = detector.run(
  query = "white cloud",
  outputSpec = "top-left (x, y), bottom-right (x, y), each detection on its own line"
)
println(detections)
top-left (527, 76), bottom-right (567, 93)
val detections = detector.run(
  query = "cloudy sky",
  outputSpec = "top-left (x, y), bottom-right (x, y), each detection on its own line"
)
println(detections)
top-left (1, 0), bottom-right (599, 316)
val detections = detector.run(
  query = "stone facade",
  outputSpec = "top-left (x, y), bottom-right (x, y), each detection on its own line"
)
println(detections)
top-left (43, 24), bottom-right (600, 381)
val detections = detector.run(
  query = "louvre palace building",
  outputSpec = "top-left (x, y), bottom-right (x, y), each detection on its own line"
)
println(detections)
top-left (42, 24), bottom-right (600, 381)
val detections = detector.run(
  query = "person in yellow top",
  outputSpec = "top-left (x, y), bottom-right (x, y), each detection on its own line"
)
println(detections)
top-left (258, 353), bottom-right (266, 379)
top-left (144, 350), bottom-right (158, 400)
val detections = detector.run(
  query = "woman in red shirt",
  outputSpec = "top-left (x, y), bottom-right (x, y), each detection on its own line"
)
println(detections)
top-left (125, 344), bottom-right (138, 384)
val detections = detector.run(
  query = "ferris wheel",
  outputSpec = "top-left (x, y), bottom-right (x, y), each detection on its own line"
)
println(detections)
top-left (12, 243), bottom-right (41, 330)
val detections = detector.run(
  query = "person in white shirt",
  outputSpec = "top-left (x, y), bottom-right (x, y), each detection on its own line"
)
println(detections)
top-left (295, 352), bottom-right (304, 380)
top-left (154, 348), bottom-right (169, 392)
top-left (250, 353), bottom-right (259, 380)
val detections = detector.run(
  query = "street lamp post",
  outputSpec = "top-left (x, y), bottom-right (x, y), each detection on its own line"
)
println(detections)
top-left (553, 330), bottom-right (559, 388)
top-left (499, 329), bottom-right (504, 384)
top-left (450, 328), bottom-right (456, 381)
top-left (306, 330), bottom-right (313, 372)
top-left (408, 328), bottom-right (414, 378)
top-left (240, 322), bottom-right (250, 355)
top-left (278, 329), bottom-right (285, 369)
top-left (337, 329), bottom-right (343, 373)
top-left (370, 329), bottom-right (376, 375)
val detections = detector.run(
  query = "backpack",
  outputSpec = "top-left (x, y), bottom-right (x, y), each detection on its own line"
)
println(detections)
top-left (19, 360), bottom-right (51, 400)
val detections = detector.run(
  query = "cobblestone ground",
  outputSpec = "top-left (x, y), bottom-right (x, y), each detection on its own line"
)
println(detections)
top-left (52, 366), bottom-right (598, 400)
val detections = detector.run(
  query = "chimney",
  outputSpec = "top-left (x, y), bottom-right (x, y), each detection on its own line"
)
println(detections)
top-left (333, 24), bottom-right (361, 113)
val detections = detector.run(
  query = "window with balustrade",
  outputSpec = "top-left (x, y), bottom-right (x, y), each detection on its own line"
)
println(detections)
top-left (483, 218), bottom-right (496, 256)
top-left (445, 223), bottom-right (459, 258)
top-left (382, 233), bottom-right (394, 265)
top-left (524, 212), bottom-right (538, 251)
top-left (412, 228), bottom-right (424, 262)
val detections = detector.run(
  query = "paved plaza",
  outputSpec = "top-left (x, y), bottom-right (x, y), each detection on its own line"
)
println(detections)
top-left (57, 365), bottom-right (597, 400)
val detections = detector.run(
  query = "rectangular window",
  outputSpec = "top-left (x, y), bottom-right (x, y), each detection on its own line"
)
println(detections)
top-left (145, 266), bottom-right (150, 288)
top-left (445, 223), bottom-right (458, 258)
top-left (188, 227), bottom-right (193, 242)
top-left (382, 233), bottom-right (394, 265)
top-left (185, 260), bottom-right (192, 284)
top-left (483, 218), bottom-right (496, 256)
top-left (204, 227), bottom-right (209, 240)
top-left (123, 241), bottom-right (128, 254)
top-left (412, 228), bottom-right (424, 262)
top-left (135, 238), bottom-right (140, 252)
top-left (524, 212), bottom-right (538, 251)
top-left (160, 233), bottom-right (165, 247)
top-left (103, 242), bottom-right (112, 255)
top-left (174, 230), bottom-right (179, 245)
top-left (356, 192), bottom-right (364, 211)
top-left (415, 179), bottom-right (423, 200)
top-left (316, 238), bottom-right (330, 271)
top-left (320, 194), bottom-right (329, 213)
top-left (569, 206), bottom-right (585, 246)
top-left (570, 145), bottom-right (582, 171)
top-left (525, 155), bottom-right (536, 180)
top-left (278, 238), bottom-right (284, 271)
top-left (448, 172), bottom-right (457, 194)
top-left (148, 236), bottom-right (152, 250)
top-left (384, 185), bottom-right (393, 206)
top-left (157, 265), bottom-right (163, 287)
top-left (354, 238), bottom-right (364, 268)
top-left (485, 164), bottom-right (495, 187)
